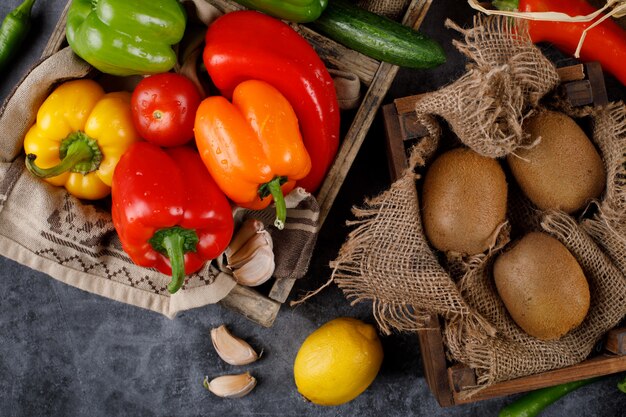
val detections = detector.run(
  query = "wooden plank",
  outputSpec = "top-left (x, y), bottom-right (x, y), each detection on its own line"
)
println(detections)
top-left (606, 328), bottom-right (626, 355)
top-left (399, 112), bottom-right (429, 140)
top-left (208, 0), bottom-right (244, 13)
top-left (557, 64), bottom-right (585, 83)
top-left (41, 0), bottom-right (71, 58)
top-left (394, 93), bottom-right (428, 115)
top-left (448, 364), bottom-right (477, 393)
top-left (451, 355), bottom-right (626, 404)
top-left (317, 60), bottom-right (402, 227)
top-left (383, 95), bottom-right (453, 407)
top-left (382, 101), bottom-right (453, 406)
top-left (293, 26), bottom-right (380, 86)
top-left (389, 98), bottom-right (430, 141)
top-left (558, 62), bottom-right (608, 108)
top-left (557, 61), bottom-right (609, 107)
top-left (268, 277), bottom-right (297, 303)
top-left (409, 0), bottom-right (433, 29)
top-left (564, 80), bottom-right (594, 107)
top-left (382, 104), bottom-right (409, 181)
top-left (585, 61), bottom-right (609, 106)
top-left (316, 0), bottom-right (432, 228)
top-left (218, 284), bottom-right (282, 328)
top-left (417, 315), bottom-right (455, 407)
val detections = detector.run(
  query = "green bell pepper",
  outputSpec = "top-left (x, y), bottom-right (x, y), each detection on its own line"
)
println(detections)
top-left (66, 0), bottom-right (186, 76)
top-left (233, 0), bottom-right (328, 23)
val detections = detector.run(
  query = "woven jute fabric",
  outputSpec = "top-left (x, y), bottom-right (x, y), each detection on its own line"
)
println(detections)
top-left (356, 0), bottom-right (411, 20)
top-left (331, 15), bottom-right (626, 395)
top-left (445, 211), bottom-right (626, 394)
top-left (414, 17), bottom-right (560, 158)
top-left (330, 135), bottom-right (496, 336)
top-left (580, 103), bottom-right (626, 275)
top-left (0, 45), bottom-right (320, 318)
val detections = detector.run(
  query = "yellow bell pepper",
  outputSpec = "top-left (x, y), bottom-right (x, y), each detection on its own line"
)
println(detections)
top-left (23, 79), bottom-right (140, 200)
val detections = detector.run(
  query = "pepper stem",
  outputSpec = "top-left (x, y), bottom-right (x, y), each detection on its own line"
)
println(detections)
top-left (26, 131), bottom-right (103, 178)
top-left (258, 176), bottom-right (288, 230)
top-left (149, 226), bottom-right (199, 294)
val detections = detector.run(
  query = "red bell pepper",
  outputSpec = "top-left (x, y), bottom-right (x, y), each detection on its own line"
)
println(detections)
top-left (518, 0), bottom-right (626, 85)
top-left (111, 143), bottom-right (234, 294)
top-left (203, 10), bottom-right (339, 193)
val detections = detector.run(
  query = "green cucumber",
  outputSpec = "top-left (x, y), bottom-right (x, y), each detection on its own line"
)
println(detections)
top-left (308, 0), bottom-right (445, 69)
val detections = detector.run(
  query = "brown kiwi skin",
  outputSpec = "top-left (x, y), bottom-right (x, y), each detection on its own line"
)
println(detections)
top-left (493, 232), bottom-right (591, 341)
top-left (421, 147), bottom-right (508, 255)
top-left (507, 110), bottom-right (606, 214)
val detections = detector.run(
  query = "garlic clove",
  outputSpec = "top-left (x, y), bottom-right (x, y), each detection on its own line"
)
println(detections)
top-left (211, 325), bottom-right (259, 365)
top-left (225, 219), bottom-right (265, 259)
top-left (223, 217), bottom-right (275, 287)
top-left (232, 244), bottom-right (275, 287)
top-left (227, 232), bottom-right (273, 268)
top-left (203, 373), bottom-right (256, 398)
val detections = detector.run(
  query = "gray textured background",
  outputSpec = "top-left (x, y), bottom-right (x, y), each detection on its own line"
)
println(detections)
top-left (0, 1), bottom-right (624, 416)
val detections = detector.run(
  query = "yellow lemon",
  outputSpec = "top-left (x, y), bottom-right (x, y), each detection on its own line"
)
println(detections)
top-left (293, 317), bottom-right (384, 406)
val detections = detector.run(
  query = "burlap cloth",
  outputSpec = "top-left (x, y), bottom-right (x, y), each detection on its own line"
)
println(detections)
top-left (0, 1), bottom-right (322, 317)
top-left (330, 15), bottom-right (626, 395)
top-left (356, 0), bottom-right (411, 20)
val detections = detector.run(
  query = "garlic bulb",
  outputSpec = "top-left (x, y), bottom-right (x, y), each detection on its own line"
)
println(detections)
top-left (211, 325), bottom-right (259, 366)
top-left (225, 219), bottom-right (275, 287)
top-left (203, 373), bottom-right (256, 398)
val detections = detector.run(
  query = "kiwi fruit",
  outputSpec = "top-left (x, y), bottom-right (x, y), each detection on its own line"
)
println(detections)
top-left (493, 232), bottom-right (590, 341)
top-left (421, 147), bottom-right (508, 255)
top-left (507, 110), bottom-right (605, 214)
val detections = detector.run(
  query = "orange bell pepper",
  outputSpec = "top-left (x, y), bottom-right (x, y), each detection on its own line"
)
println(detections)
top-left (194, 80), bottom-right (311, 230)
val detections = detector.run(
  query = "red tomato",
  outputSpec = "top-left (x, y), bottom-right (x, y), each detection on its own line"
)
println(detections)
top-left (131, 73), bottom-right (202, 147)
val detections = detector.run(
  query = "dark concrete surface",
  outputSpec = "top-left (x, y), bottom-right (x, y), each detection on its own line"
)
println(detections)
top-left (0, 1), bottom-right (624, 416)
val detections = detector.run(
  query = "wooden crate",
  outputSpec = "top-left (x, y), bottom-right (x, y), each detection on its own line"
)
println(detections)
top-left (381, 63), bottom-right (626, 405)
top-left (41, 0), bottom-right (435, 327)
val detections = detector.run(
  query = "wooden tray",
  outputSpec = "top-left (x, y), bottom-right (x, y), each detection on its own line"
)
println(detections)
top-left (382, 63), bottom-right (626, 405)
top-left (42, 0), bottom-right (434, 327)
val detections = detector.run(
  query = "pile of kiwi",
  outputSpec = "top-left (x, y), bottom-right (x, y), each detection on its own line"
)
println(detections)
top-left (420, 109), bottom-right (605, 341)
